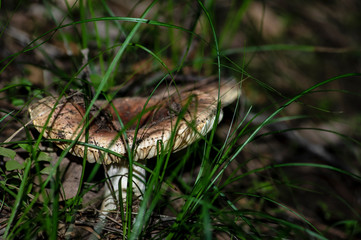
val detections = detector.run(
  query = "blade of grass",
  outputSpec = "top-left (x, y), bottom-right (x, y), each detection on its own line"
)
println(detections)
top-left (164, 1), bottom-right (226, 238)
top-left (0, 16), bottom-right (201, 71)
top-left (209, 73), bottom-right (361, 192)
top-left (3, 157), bottom-right (32, 238)
top-left (219, 0), bottom-right (252, 47)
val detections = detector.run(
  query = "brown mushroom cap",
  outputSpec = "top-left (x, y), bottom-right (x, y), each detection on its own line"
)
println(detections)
top-left (28, 79), bottom-right (240, 164)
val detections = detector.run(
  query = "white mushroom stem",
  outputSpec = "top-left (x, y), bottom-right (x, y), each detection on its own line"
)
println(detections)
top-left (101, 161), bottom-right (146, 212)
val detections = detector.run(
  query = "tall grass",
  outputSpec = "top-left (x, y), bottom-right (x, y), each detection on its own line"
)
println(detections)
top-left (1, 0), bottom-right (361, 239)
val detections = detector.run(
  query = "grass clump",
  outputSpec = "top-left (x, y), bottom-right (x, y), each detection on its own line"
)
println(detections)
top-left (1, 0), bottom-right (361, 239)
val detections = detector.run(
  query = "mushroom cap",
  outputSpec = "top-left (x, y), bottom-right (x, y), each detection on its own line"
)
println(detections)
top-left (28, 79), bottom-right (240, 164)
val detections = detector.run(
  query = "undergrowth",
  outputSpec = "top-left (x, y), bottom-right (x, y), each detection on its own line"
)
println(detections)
top-left (1, 0), bottom-right (361, 239)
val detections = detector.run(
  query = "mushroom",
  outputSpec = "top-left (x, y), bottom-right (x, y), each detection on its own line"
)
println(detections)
top-left (28, 78), bottom-right (240, 212)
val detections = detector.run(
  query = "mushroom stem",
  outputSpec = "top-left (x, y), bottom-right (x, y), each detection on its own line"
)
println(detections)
top-left (101, 161), bottom-right (146, 212)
